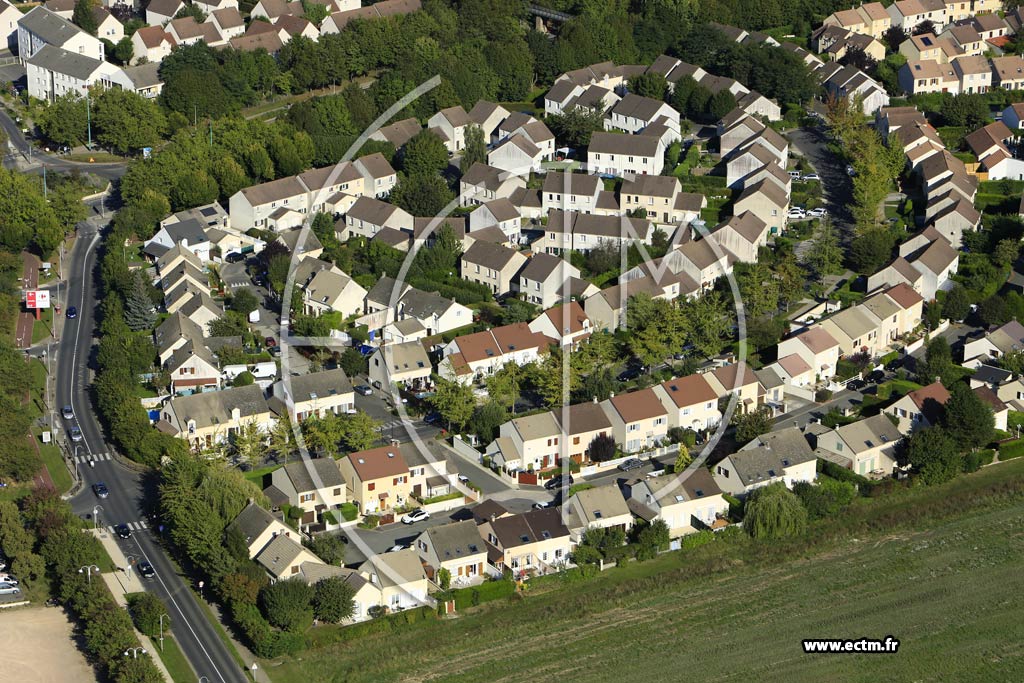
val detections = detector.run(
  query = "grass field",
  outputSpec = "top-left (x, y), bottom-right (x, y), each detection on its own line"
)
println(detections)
top-left (267, 460), bottom-right (1024, 683)
top-left (155, 634), bottom-right (195, 683)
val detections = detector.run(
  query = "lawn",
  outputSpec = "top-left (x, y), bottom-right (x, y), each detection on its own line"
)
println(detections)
top-left (153, 634), bottom-right (195, 683)
top-left (37, 437), bottom-right (71, 493)
top-left (268, 460), bottom-right (1024, 683)
top-left (31, 307), bottom-right (53, 344)
top-left (243, 462), bottom-right (282, 487)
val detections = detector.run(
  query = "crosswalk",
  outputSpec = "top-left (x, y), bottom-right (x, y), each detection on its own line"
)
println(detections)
top-left (74, 452), bottom-right (112, 464)
top-left (105, 520), bottom-right (149, 534)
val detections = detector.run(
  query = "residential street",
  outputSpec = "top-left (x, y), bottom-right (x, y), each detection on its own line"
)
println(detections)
top-left (0, 107), bottom-right (128, 181)
top-left (58, 222), bottom-right (249, 683)
top-left (787, 124), bottom-right (856, 235)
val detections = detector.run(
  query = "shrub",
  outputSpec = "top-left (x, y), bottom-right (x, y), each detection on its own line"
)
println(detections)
top-left (127, 592), bottom-right (169, 638)
top-left (259, 579), bottom-right (314, 632)
top-left (451, 579), bottom-right (515, 610)
top-left (723, 493), bottom-right (743, 521)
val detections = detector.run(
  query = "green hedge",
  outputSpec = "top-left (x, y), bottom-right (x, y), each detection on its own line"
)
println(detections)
top-left (339, 502), bottom-right (359, 521)
top-left (309, 606), bottom-right (436, 648)
top-left (998, 438), bottom-right (1024, 460)
top-left (451, 579), bottom-right (515, 610)
top-left (817, 459), bottom-right (872, 492)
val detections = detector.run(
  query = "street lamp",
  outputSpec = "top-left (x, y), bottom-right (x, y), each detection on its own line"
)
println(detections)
top-left (198, 580), bottom-right (204, 601)
top-left (124, 647), bottom-right (147, 659)
top-left (159, 613), bottom-right (169, 652)
top-left (93, 505), bottom-right (103, 530)
top-left (124, 555), bottom-right (135, 578)
top-left (78, 564), bottom-right (100, 584)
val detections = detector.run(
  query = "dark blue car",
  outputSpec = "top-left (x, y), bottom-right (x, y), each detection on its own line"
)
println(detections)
top-left (66, 306), bottom-right (77, 319)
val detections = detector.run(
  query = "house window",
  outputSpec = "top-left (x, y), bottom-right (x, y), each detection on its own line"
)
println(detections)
top-left (627, 424), bottom-right (639, 432)
top-left (367, 482), bottom-right (375, 491)
top-left (573, 436), bottom-right (580, 445)
top-left (291, 566), bottom-right (299, 574)
top-left (333, 487), bottom-right (341, 496)
top-left (555, 548), bottom-right (563, 559)
top-left (300, 493), bottom-right (314, 502)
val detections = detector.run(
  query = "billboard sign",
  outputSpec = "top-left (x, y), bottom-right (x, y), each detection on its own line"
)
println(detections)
top-left (25, 290), bottom-right (50, 309)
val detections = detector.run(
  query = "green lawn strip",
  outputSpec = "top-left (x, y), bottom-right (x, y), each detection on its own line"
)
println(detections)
top-left (153, 633), bottom-right (195, 683)
top-left (244, 462), bottom-right (283, 487)
top-left (37, 435), bottom-right (71, 492)
top-left (190, 587), bottom-right (248, 670)
top-left (267, 459), bottom-right (1024, 683)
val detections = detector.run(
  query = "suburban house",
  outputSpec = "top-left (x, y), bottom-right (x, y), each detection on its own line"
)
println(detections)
top-left (226, 503), bottom-right (299, 560)
top-left (343, 196), bottom-right (415, 239)
top-left (653, 374), bottom-right (722, 431)
top-left (884, 381), bottom-right (951, 432)
top-left (602, 388), bottom-right (669, 453)
top-left (468, 100), bottom-right (511, 142)
top-left (155, 311), bottom-right (205, 365)
top-left (459, 241), bottom-right (527, 297)
top-left (479, 508), bottom-right (573, 576)
top-left (705, 362), bottom-right (763, 414)
top-left (495, 411), bottom-right (563, 472)
top-left (368, 340), bottom-right (432, 391)
top-left (159, 384), bottom-right (274, 450)
top-left (18, 6), bottom-right (103, 62)
top-left (414, 520), bottom-right (488, 584)
top-left (517, 253), bottom-right (582, 309)
top-left (605, 94), bottom-right (681, 140)
top-left (356, 549), bottom-right (430, 613)
top-left (268, 368), bottom-right (354, 422)
top-left (624, 468), bottom-right (729, 537)
top-left (712, 428), bottom-right (817, 496)
top-left (338, 444), bottom-right (412, 514)
top-left (369, 117), bottom-right (421, 149)
top-left (541, 172), bottom-right (602, 215)
top-left (166, 340), bottom-right (220, 395)
top-left (469, 199), bottom-right (522, 242)
top-left (255, 533), bottom-right (322, 580)
top-left (619, 174), bottom-right (706, 226)
top-left (302, 268), bottom-right (367, 318)
top-left (462, 164), bottom-right (528, 208)
top-left (777, 327), bottom-right (842, 381)
top-left (131, 26), bottom-right (176, 65)
top-left (146, 0), bottom-right (188, 24)
top-left (427, 105), bottom-right (471, 154)
top-left (267, 459), bottom-right (347, 527)
top-left (587, 132), bottom-right (664, 177)
top-left (438, 322), bottom-right (549, 385)
top-left (812, 413), bottom-right (903, 477)
top-left (563, 484), bottom-right (633, 542)
top-left (553, 401), bottom-right (614, 464)
top-left (487, 134), bottom-right (545, 175)
top-left (962, 320), bottom-right (1024, 368)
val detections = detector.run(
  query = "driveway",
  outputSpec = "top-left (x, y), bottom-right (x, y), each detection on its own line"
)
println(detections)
top-left (787, 125), bottom-right (855, 236)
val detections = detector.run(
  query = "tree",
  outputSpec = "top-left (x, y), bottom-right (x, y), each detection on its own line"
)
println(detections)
top-left (849, 228), bottom-right (894, 274)
top-left (792, 479), bottom-right (856, 519)
top-left (627, 72), bottom-right (668, 100)
top-left (942, 383), bottom-right (994, 451)
top-left (547, 106), bottom-right (606, 148)
top-left (634, 519), bottom-right (670, 560)
top-left (805, 219), bottom-right (843, 280)
top-left (437, 567), bottom-right (451, 591)
top-left (918, 336), bottom-right (953, 384)
top-left (732, 407), bottom-right (774, 445)
top-left (269, 415), bottom-right (296, 463)
top-left (127, 593), bottom-right (169, 638)
top-left (883, 26), bottom-right (906, 52)
top-left (588, 433), bottom-right (617, 463)
top-left (402, 129), bottom-right (449, 177)
top-left (390, 174), bottom-right (454, 217)
top-left (37, 92), bottom-right (89, 147)
top-left (682, 291), bottom-right (731, 359)
top-left (339, 347), bottom-right (367, 378)
top-left (743, 483), bottom-right (808, 540)
top-left (431, 378), bottom-right (475, 431)
top-left (124, 272), bottom-right (156, 331)
top-left (229, 289), bottom-right (259, 317)
top-left (312, 575), bottom-right (356, 623)
top-left (461, 125), bottom-right (487, 172)
top-left (92, 88), bottom-right (167, 155)
top-left (73, 0), bottom-right (99, 35)
top-left (673, 445), bottom-right (692, 473)
top-left (942, 284), bottom-right (971, 322)
top-left (50, 180), bottom-right (89, 231)
top-left (993, 238), bottom-right (1020, 268)
top-left (232, 421), bottom-right (265, 467)
top-left (305, 534), bottom-right (345, 566)
top-left (231, 371), bottom-right (255, 388)
top-left (901, 427), bottom-right (960, 485)
top-left (111, 36), bottom-right (134, 65)
top-left (940, 93), bottom-right (989, 129)
top-left (259, 579), bottom-right (313, 632)
top-left (338, 412), bottom-right (382, 452)
top-left (486, 362), bottom-right (524, 411)
top-left (302, 0), bottom-right (329, 25)
top-left (707, 89), bottom-right (737, 121)
top-left (468, 400), bottom-right (508, 443)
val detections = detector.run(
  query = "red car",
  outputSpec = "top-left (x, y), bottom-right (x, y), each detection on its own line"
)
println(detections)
top-left (265, 337), bottom-right (277, 348)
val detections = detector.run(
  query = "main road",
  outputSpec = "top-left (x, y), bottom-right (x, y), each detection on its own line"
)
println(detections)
top-left (56, 220), bottom-right (248, 683)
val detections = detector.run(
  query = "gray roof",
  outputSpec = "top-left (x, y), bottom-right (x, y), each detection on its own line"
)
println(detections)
top-left (282, 457), bottom-right (344, 492)
top-left (168, 384), bottom-right (269, 430)
top-left (167, 338), bottom-right (217, 372)
top-left (422, 520), bottom-right (485, 562)
top-left (255, 534), bottom-right (306, 575)
top-left (835, 413), bottom-right (901, 454)
top-left (520, 252), bottom-right (572, 282)
top-left (609, 93), bottom-right (669, 122)
top-left (588, 131), bottom-right (661, 157)
top-left (461, 241), bottom-right (523, 271)
top-left (366, 275), bottom-right (409, 307)
top-left (732, 427), bottom-right (815, 486)
top-left (163, 217), bottom-right (208, 246)
top-left (542, 171), bottom-right (600, 197)
top-left (280, 368), bottom-right (353, 403)
top-left (375, 340), bottom-right (430, 375)
top-left (227, 502), bottom-right (281, 546)
top-left (154, 311), bottom-right (205, 356)
top-left (347, 196), bottom-right (401, 226)
top-left (19, 7), bottom-right (87, 48)
top-left (121, 62), bottom-right (163, 90)
top-left (27, 44), bottom-right (102, 80)
top-left (277, 228), bottom-right (323, 255)
top-left (399, 287), bottom-right (457, 319)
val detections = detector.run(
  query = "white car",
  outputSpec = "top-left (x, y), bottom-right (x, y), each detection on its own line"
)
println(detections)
top-left (0, 574), bottom-right (17, 585)
top-left (385, 544), bottom-right (406, 553)
top-left (0, 583), bottom-right (19, 595)
top-left (457, 474), bottom-right (470, 484)
top-left (787, 170), bottom-right (801, 179)
top-left (809, 208), bottom-right (828, 218)
top-left (802, 173), bottom-right (820, 181)
top-left (787, 208), bottom-right (806, 219)
top-left (400, 509), bottom-right (430, 524)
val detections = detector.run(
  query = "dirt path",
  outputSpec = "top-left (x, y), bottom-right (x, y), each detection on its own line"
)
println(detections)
top-left (0, 607), bottom-right (96, 683)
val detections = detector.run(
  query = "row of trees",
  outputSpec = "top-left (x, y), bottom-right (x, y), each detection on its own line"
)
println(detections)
top-left (37, 88), bottom-right (166, 155)
top-left (10, 489), bottom-right (164, 682)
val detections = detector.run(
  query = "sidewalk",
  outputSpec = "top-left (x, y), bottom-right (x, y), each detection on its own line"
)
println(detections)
top-left (207, 601), bottom-right (272, 683)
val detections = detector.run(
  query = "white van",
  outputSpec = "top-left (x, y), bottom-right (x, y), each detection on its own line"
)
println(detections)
top-left (248, 309), bottom-right (260, 323)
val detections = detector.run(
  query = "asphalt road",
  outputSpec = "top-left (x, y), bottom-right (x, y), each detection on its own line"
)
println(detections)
top-left (787, 125), bottom-right (855, 235)
top-left (57, 224), bottom-right (249, 683)
top-left (0, 108), bottom-right (128, 181)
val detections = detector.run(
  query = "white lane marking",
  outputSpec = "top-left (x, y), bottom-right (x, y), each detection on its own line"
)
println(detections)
top-left (67, 233), bottom-right (100, 458)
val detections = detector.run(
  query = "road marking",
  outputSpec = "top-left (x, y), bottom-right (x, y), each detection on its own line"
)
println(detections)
top-left (67, 232), bottom-right (101, 459)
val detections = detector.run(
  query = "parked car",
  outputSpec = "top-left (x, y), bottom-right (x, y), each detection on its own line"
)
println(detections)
top-left (137, 561), bottom-right (155, 579)
top-left (457, 474), bottom-right (470, 484)
top-left (264, 337), bottom-right (277, 348)
top-left (787, 208), bottom-right (806, 219)
top-left (62, 405), bottom-right (74, 420)
top-left (0, 582), bottom-right (20, 595)
top-left (802, 173), bottom-right (820, 181)
top-left (808, 207), bottom-right (828, 218)
top-left (225, 252), bottom-right (245, 263)
top-left (386, 544), bottom-right (406, 553)
top-left (618, 458), bottom-right (644, 472)
top-left (532, 501), bottom-right (551, 509)
top-left (867, 370), bottom-right (885, 384)
top-left (65, 306), bottom-right (77, 319)
top-left (846, 164), bottom-right (856, 176)
top-left (401, 509), bottom-right (430, 524)
top-left (0, 574), bottom-right (18, 585)
top-left (846, 378), bottom-right (866, 391)
top-left (69, 426), bottom-right (83, 442)
top-left (355, 385), bottom-right (373, 396)
top-left (787, 170), bottom-right (801, 179)
top-left (544, 474), bottom-right (575, 490)
top-left (617, 365), bottom-right (645, 382)
top-left (92, 482), bottom-right (109, 499)
top-left (115, 524), bottom-right (131, 540)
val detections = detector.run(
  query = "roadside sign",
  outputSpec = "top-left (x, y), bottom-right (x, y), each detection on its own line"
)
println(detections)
top-left (25, 290), bottom-right (50, 309)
